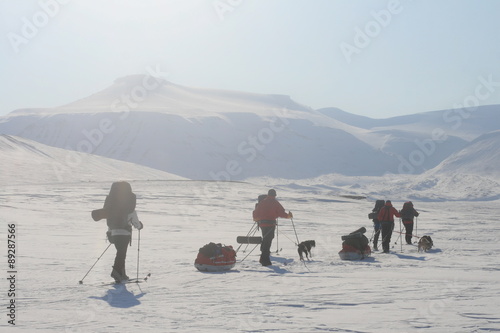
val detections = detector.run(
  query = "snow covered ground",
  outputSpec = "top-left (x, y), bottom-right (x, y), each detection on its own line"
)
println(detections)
top-left (2, 180), bottom-right (499, 332)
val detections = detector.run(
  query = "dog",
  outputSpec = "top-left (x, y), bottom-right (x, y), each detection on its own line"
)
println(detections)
top-left (418, 235), bottom-right (433, 252)
top-left (298, 240), bottom-right (316, 261)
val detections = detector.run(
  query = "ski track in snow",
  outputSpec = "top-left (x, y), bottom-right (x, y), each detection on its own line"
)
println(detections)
top-left (1, 181), bottom-right (500, 332)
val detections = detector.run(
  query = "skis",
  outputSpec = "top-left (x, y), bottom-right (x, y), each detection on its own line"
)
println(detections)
top-left (81, 273), bottom-right (151, 286)
top-left (124, 272), bottom-right (151, 284)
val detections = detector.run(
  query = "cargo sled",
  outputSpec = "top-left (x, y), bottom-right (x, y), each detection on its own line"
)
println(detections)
top-left (194, 242), bottom-right (236, 272)
top-left (338, 227), bottom-right (371, 260)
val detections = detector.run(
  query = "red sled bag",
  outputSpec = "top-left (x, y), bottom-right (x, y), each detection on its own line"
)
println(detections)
top-left (338, 227), bottom-right (371, 260)
top-left (194, 242), bottom-right (236, 272)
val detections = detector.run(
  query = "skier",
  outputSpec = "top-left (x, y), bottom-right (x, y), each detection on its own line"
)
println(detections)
top-left (371, 200), bottom-right (385, 251)
top-left (102, 181), bottom-right (143, 282)
top-left (400, 201), bottom-right (419, 244)
top-left (377, 200), bottom-right (400, 253)
top-left (252, 189), bottom-right (293, 266)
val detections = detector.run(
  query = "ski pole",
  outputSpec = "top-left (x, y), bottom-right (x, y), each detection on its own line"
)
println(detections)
top-left (415, 216), bottom-right (418, 240)
top-left (239, 227), bottom-right (274, 263)
top-left (290, 217), bottom-right (300, 245)
top-left (399, 218), bottom-right (403, 252)
top-left (290, 217), bottom-right (311, 272)
top-left (276, 221), bottom-right (279, 253)
top-left (136, 229), bottom-right (141, 281)
top-left (79, 243), bottom-right (112, 284)
top-left (244, 223), bottom-right (258, 253)
top-left (236, 222), bottom-right (258, 253)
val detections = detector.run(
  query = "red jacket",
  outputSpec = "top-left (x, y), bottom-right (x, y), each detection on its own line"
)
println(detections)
top-left (253, 196), bottom-right (289, 227)
top-left (377, 202), bottom-right (401, 222)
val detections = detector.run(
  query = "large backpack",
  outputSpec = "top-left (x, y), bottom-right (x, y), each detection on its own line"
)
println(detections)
top-left (401, 201), bottom-right (415, 220)
top-left (104, 181), bottom-right (136, 230)
top-left (368, 200), bottom-right (385, 220)
top-left (341, 227), bottom-right (369, 251)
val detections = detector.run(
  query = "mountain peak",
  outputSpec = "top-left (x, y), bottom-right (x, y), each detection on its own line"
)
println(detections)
top-left (9, 75), bottom-right (311, 116)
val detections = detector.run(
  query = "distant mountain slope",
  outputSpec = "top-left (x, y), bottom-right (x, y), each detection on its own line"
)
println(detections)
top-left (319, 105), bottom-right (500, 140)
top-left (1, 75), bottom-right (499, 180)
top-left (317, 108), bottom-right (380, 130)
top-left (429, 129), bottom-right (500, 177)
top-left (0, 112), bottom-right (399, 179)
top-left (0, 135), bottom-right (184, 185)
top-left (10, 75), bottom-right (312, 117)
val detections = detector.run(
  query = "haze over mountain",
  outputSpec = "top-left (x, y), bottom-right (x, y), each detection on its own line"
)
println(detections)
top-left (1, 75), bottom-right (499, 184)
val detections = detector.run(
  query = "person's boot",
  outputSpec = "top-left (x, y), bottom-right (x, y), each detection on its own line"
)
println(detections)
top-left (259, 253), bottom-right (272, 266)
top-left (111, 266), bottom-right (124, 283)
top-left (121, 265), bottom-right (129, 280)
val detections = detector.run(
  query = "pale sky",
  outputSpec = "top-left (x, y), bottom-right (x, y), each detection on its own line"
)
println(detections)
top-left (1, 0), bottom-right (500, 118)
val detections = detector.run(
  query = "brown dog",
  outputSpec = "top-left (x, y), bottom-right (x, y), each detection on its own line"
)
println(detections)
top-left (418, 235), bottom-right (433, 252)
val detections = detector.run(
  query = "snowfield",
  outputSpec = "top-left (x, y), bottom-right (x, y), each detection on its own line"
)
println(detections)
top-left (2, 180), bottom-right (499, 332)
top-left (1, 78), bottom-right (500, 332)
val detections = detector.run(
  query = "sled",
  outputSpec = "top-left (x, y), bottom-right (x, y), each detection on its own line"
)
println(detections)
top-left (236, 236), bottom-right (262, 244)
top-left (338, 227), bottom-right (371, 260)
top-left (194, 243), bottom-right (236, 272)
top-left (338, 244), bottom-right (372, 260)
top-left (194, 263), bottom-right (236, 272)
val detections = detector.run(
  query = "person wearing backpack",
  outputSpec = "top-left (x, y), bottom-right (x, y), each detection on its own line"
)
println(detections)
top-left (377, 200), bottom-right (401, 253)
top-left (400, 201), bottom-right (419, 245)
top-left (103, 181), bottom-right (143, 282)
top-left (371, 200), bottom-right (385, 251)
top-left (253, 189), bottom-right (293, 266)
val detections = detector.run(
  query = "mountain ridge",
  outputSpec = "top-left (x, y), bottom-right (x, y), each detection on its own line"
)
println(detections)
top-left (1, 75), bottom-right (499, 181)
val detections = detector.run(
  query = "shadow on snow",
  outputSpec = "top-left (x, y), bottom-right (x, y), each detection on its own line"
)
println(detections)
top-left (89, 284), bottom-right (145, 308)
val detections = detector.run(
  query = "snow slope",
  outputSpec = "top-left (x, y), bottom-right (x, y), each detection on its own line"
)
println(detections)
top-left (430, 130), bottom-right (500, 178)
top-left (0, 134), bottom-right (184, 185)
top-left (1, 180), bottom-right (499, 332)
top-left (1, 126), bottom-right (499, 331)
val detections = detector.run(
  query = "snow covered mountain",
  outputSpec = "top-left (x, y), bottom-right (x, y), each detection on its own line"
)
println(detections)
top-left (430, 129), bottom-right (500, 177)
top-left (0, 75), bottom-right (499, 181)
top-left (0, 75), bottom-right (398, 179)
top-left (9, 74), bottom-right (312, 117)
top-left (0, 134), bottom-right (184, 185)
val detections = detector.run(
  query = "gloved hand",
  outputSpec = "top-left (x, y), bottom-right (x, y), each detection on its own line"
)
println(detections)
top-left (137, 221), bottom-right (144, 230)
top-left (287, 211), bottom-right (293, 218)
